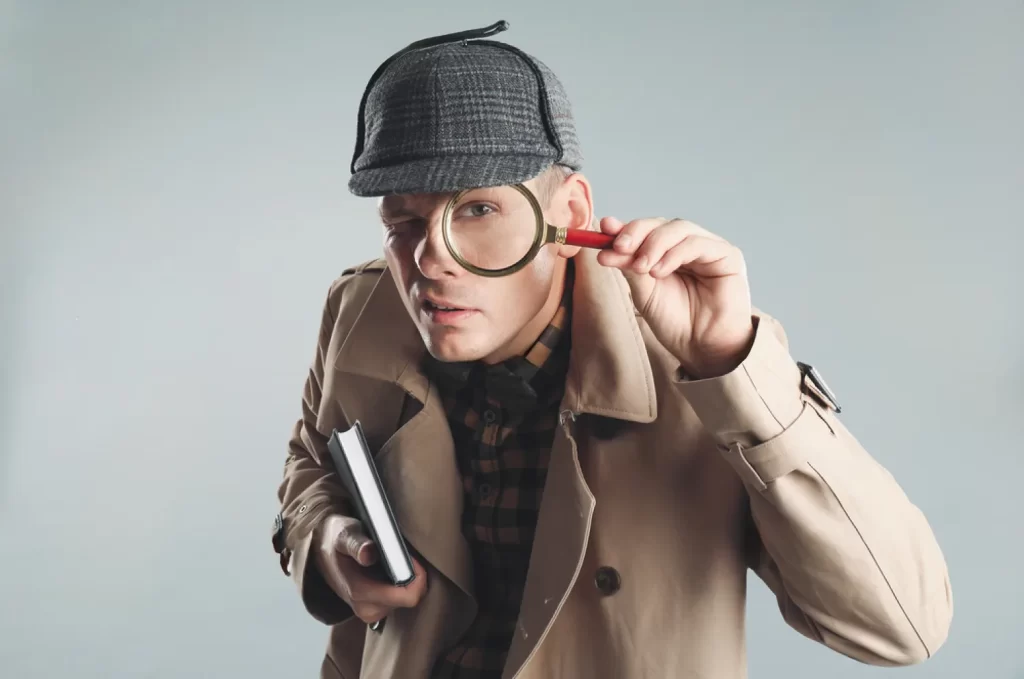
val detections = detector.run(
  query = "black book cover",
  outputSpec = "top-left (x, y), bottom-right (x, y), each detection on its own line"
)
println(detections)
top-left (326, 421), bottom-right (415, 586)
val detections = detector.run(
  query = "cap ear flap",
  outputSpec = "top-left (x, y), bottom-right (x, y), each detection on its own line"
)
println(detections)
top-left (475, 42), bottom-right (564, 162)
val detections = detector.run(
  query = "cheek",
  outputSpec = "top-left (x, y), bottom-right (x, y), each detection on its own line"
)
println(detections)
top-left (384, 252), bottom-right (417, 311)
top-left (489, 260), bottom-right (556, 321)
top-left (513, 246), bottom-right (559, 299)
top-left (530, 246), bottom-right (559, 279)
top-left (384, 245), bottom-right (414, 282)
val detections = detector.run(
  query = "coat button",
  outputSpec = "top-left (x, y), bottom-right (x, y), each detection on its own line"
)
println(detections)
top-left (594, 566), bottom-right (621, 596)
top-left (483, 409), bottom-right (497, 424)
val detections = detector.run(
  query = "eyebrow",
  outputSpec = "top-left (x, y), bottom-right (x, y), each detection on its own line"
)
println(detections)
top-left (378, 205), bottom-right (417, 219)
top-left (378, 193), bottom-right (455, 220)
top-left (377, 196), bottom-right (420, 221)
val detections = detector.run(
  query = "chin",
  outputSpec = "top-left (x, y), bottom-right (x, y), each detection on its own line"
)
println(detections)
top-left (427, 343), bottom-right (489, 364)
top-left (421, 329), bottom-right (491, 364)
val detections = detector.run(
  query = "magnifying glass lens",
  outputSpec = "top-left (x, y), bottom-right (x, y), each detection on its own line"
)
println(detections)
top-left (446, 186), bottom-right (539, 273)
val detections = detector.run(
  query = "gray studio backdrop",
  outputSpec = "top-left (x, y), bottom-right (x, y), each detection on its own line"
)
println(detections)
top-left (2, 2), bottom-right (1021, 678)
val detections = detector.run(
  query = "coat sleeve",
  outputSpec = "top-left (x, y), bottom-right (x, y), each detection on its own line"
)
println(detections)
top-left (674, 314), bottom-right (953, 666)
top-left (272, 277), bottom-right (357, 626)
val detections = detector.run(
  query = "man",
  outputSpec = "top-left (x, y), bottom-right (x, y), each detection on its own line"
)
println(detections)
top-left (272, 20), bottom-right (952, 679)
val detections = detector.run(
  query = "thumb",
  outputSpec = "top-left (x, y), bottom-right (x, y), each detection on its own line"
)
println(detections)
top-left (598, 216), bottom-right (627, 237)
top-left (619, 263), bottom-right (656, 316)
top-left (334, 521), bottom-right (378, 567)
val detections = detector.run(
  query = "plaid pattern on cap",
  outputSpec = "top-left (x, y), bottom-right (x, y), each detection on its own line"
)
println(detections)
top-left (349, 34), bottom-right (583, 197)
top-left (425, 273), bottom-right (573, 679)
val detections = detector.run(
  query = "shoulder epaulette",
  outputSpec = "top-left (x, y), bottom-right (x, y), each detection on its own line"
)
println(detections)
top-left (341, 258), bottom-right (388, 276)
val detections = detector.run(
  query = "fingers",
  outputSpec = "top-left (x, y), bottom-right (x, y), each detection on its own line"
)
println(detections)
top-left (599, 217), bottom-right (666, 254)
top-left (350, 601), bottom-right (389, 625)
top-left (596, 218), bottom-right (737, 277)
top-left (316, 515), bottom-right (431, 625)
top-left (341, 556), bottom-right (429, 623)
top-left (597, 217), bottom-right (663, 270)
top-left (342, 563), bottom-right (422, 609)
top-left (328, 515), bottom-right (377, 566)
top-left (648, 236), bottom-right (738, 278)
top-left (626, 223), bottom-right (689, 274)
top-left (598, 215), bottom-right (628, 236)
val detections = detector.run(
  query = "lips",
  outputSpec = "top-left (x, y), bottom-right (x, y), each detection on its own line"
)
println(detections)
top-left (420, 291), bottom-right (475, 311)
top-left (419, 295), bottom-right (477, 324)
top-left (423, 299), bottom-right (465, 312)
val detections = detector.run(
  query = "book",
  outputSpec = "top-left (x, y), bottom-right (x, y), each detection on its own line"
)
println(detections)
top-left (326, 421), bottom-right (415, 586)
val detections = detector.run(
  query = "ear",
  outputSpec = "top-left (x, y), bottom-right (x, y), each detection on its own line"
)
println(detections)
top-left (554, 172), bottom-right (594, 260)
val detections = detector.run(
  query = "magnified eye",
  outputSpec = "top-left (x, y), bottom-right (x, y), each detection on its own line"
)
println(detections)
top-left (461, 203), bottom-right (495, 218)
top-left (445, 187), bottom-right (538, 274)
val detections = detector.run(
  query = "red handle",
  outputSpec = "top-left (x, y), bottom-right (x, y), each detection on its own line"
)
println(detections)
top-left (563, 229), bottom-right (615, 249)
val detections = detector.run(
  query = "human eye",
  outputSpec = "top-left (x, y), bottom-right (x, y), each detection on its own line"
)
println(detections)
top-left (458, 202), bottom-right (496, 218)
top-left (382, 218), bottom-right (420, 240)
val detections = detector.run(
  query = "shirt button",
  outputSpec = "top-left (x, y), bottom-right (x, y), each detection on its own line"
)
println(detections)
top-left (594, 566), bottom-right (621, 596)
top-left (483, 409), bottom-right (497, 424)
top-left (477, 483), bottom-right (493, 499)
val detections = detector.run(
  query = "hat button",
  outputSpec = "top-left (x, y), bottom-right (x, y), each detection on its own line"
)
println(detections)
top-left (594, 566), bottom-right (621, 596)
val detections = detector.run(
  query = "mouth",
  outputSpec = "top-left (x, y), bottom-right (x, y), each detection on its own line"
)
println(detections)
top-left (423, 299), bottom-right (465, 312)
top-left (420, 297), bottom-right (477, 324)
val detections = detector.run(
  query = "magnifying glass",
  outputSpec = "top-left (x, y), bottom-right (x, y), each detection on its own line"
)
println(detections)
top-left (440, 183), bottom-right (615, 277)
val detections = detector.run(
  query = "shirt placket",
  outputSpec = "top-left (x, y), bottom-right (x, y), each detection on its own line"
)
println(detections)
top-left (477, 390), bottom-right (509, 606)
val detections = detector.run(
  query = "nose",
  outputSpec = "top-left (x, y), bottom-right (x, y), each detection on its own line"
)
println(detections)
top-left (414, 214), bottom-right (462, 280)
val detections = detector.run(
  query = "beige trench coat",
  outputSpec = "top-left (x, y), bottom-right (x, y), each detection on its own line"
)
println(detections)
top-left (274, 250), bottom-right (952, 679)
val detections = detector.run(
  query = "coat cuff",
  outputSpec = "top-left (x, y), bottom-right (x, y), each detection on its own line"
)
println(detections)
top-left (673, 315), bottom-right (804, 450)
top-left (290, 528), bottom-right (357, 626)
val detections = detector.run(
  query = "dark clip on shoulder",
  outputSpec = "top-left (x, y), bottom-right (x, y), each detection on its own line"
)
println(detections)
top-left (796, 361), bottom-right (842, 414)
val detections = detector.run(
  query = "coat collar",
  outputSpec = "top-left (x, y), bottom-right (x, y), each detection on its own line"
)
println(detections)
top-left (333, 249), bottom-right (658, 424)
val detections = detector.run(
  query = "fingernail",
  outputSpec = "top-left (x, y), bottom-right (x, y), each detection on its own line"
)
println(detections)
top-left (635, 255), bottom-right (649, 271)
top-left (616, 234), bottom-right (632, 250)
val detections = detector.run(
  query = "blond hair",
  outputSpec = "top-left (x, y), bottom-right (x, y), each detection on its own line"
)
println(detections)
top-left (534, 163), bottom-right (575, 207)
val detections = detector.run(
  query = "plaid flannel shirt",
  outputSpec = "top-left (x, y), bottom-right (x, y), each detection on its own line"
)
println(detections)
top-left (424, 272), bottom-right (573, 679)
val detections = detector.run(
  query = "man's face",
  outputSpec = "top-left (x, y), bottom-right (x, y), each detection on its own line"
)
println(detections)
top-left (379, 171), bottom-right (591, 365)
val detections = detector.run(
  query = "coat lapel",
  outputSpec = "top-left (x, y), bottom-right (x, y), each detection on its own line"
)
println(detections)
top-left (328, 266), bottom-right (475, 612)
top-left (501, 416), bottom-right (593, 679)
top-left (503, 250), bottom-right (660, 679)
top-left (562, 249), bottom-right (658, 423)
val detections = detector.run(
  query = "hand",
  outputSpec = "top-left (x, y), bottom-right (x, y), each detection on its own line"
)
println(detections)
top-left (314, 514), bottom-right (428, 624)
top-left (595, 217), bottom-right (755, 379)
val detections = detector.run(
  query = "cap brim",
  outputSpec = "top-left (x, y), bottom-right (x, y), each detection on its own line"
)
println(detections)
top-left (348, 153), bottom-right (556, 197)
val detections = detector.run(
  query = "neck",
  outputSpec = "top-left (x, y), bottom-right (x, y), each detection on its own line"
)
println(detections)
top-left (481, 261), bottom-right (568, 365)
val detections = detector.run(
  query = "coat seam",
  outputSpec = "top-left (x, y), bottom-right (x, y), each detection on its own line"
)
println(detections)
top-left (741, 362), bottom-right (786, 433)
top-left (806, 460), bottom-right (931, 659)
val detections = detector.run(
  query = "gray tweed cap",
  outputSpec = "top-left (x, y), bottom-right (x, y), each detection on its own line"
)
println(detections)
top-left (348, 20), bottom-right (583, 197)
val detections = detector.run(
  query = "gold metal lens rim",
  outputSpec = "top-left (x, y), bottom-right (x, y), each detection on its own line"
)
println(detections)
top-left (440, 183), bottom-right (547, 278)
